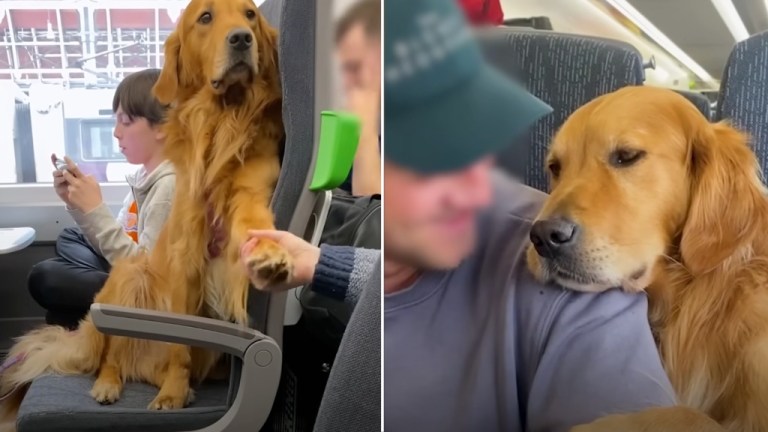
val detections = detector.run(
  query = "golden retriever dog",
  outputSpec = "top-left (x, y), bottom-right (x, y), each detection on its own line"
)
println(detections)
top-left (0, 0), bottom-right (291, 429)
top-left (527, 85), bottom-right (768, 431)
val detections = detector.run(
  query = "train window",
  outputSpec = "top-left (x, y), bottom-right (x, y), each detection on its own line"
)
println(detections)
top-left (0, 1), bottom-right (195, 185)
top-left (80, 119), bottom-right (124, 162)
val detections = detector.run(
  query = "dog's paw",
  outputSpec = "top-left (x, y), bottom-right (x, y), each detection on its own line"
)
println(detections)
top-left (245, 239), bottom-right (294, 289)
top-left (148, 391), bottom-right (189, 410)
top-left (90, 378), bottom-right (122, 405)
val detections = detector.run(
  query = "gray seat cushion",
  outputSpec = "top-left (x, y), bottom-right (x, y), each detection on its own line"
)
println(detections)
top-left (17, 375), bottom-right (229, 432)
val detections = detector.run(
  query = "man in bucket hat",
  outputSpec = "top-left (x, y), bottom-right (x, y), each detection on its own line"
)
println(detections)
top-left (382, 0), bottom-right (677, 430)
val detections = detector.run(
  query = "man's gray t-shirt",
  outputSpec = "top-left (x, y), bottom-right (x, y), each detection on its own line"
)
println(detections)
top-left (384, 175), bottom-right (676, 431)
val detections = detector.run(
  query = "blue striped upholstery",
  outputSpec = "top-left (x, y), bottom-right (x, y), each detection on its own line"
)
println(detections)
top-left (716, 31), bottom-right (768, 175)
top-left (477, 28), bottom-right (645, 191)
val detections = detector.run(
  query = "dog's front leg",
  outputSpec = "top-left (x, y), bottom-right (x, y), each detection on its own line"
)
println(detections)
top-left (230, 158), bottom-right (294, 293)
top-left (149, 343), bottom-right (193, 410)
top-left (90, 335), bottom-right (123, 404)
top-left (147, 252), bottom-right (199, 410)
top-left (148, 321), bottom-right (194, 409)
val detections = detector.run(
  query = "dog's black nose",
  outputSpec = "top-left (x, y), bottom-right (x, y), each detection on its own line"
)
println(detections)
top-left (530, 218), bottom-right (579, 259)
top-left (228, 29), bottom-right (253, 51)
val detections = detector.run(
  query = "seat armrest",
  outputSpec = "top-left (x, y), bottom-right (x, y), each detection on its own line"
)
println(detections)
top-left (90, 304), bottom-right (263, 356)
top-left (90, 303), bottom-right (282, 432)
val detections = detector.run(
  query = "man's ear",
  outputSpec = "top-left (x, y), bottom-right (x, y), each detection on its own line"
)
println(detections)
top-left (153, 31), bottom-right (181, 105)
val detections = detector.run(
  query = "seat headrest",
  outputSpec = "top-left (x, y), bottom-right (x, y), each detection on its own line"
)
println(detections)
top-left (475, 27), bottom-right (645, 191)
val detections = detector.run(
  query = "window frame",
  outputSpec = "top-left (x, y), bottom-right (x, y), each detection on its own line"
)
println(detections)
top-left (0, 183), bottom-right (131, 242)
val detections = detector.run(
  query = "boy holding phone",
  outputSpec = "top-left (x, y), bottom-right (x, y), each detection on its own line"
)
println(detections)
top-left (28, 69), bottom-right (176, 329)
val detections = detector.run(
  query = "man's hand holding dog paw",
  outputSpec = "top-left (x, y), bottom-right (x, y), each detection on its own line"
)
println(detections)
top-left (240, 230), bottom-right (317, 292)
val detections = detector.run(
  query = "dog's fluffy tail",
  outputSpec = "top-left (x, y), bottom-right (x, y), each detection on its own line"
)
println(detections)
top-left (0, 318), bottom-right (104, 426)
top-left (0, 251), bottom-right (163, 431)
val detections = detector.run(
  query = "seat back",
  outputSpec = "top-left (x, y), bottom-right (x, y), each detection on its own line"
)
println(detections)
top-left (476, 28), bottom-right (645, 191)
top-left (246, 0), bottom-right (283, 342)
top-left (313, 257), bottom-right (382, 432)
top-left (252, 0), bottom-right (334, 344)
top-left (224, 0), bottom-right (328, 405)
top-left (716, 30), bottom-right (768, 174)
top-left (675, 90), bottom-right (712, 120)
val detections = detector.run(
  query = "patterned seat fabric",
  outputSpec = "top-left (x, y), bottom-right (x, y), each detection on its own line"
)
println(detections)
top-left (477, 28), bottom-right (645, 191)
top-left (716, 31), bottom-right (768, 177)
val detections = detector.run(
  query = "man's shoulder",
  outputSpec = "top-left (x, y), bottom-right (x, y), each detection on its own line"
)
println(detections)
top-left (469, 171), bottom-right (562, 324)
top-left (473, 171), bottom-right (546, 271)
top-left (487, 169), bottom-right (547, 225)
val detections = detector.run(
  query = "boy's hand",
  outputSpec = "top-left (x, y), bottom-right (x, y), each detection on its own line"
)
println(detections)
top-left (51, 154), bottom-right (74, 207)
top-left (60, 157), bottom-right (103, 213)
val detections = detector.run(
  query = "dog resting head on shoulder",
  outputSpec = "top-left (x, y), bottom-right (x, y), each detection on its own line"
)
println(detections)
top-left (526, 85), bottom-right (768, 294)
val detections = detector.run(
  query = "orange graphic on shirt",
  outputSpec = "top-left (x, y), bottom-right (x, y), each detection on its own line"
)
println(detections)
top-left (124, 200), bottom-right (139, 243)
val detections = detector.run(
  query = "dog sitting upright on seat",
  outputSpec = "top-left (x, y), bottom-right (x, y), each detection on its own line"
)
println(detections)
top-left (0, 0), bottom-right (291, 429)
top-left (527, 86), bottom-right (768, 432)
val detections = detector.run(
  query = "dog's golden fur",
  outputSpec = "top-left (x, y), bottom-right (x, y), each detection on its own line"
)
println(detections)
top-left (527, 86), bottom-right (768, 431)
top-left (0, 0), bottom-right (291, 429)
top-left (571, 406), bottom-right (725, 432)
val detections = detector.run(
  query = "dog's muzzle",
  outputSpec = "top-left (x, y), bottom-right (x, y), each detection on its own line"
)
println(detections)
top-left (530, 217), bottom-right (580, 260)
top-left (210, 29), bottom-right (256, 91)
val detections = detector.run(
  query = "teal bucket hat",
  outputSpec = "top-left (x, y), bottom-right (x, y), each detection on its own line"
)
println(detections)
top-left (384, 0), bottom-right (553, 174)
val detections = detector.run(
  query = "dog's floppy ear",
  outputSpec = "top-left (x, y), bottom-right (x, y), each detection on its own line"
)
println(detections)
top-left (681, 122), bottom-right (767, 275)
top-left (153, 31), bottom-right (181, 105)
top-left (254, 13), bottom-right (279, 81)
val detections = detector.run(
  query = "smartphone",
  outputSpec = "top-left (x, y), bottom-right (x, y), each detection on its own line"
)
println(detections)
top-left (53, 157), bottom-right (68, 172)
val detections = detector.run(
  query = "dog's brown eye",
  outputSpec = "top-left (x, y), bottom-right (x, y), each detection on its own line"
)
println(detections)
top-left (245, 10), bottom-right (257, 19)
top-left (198, 12), bottom-right (212, 24)
top-left (609, 148), bottom-right (646, 168)
top-left (548, 160), bottom-right (561, 178)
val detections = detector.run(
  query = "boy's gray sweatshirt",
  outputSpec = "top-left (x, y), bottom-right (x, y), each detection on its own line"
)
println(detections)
top-left (67, 160), bottom-right (175, 265)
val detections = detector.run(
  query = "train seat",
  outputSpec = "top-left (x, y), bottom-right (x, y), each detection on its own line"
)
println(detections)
top-left (716, 30), bottom-right (768, 177)
top-left (476, 28), bottom-right (645, 192)
top-left (312, 257), bottom-right (381, 432)
top-left (15, 0), bottom-right (330, 430)
top-left (675, 89), bottom-right (713, 120)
